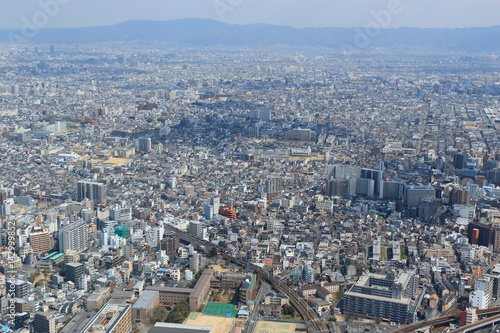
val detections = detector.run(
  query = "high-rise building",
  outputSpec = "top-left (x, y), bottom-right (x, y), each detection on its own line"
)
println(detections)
top-left (188, 221), bottom-right (203, 238)
top-left (80, 304), bottom-right (132, 333)
top-left (265, 177), bottom-right (284, 200)
top-left (467, 220), bottom-right (500, 251)
top-left (356, 178), bottom-right (375, 197)
top-left (450, 188), bottom-right (471, 204)
top-left (29, 228), bottom-right (53, 254)
top-left (326, 164), bottom-right (361, 179)
top-left (59, 220), bottom-right (88, 253)
top-left (76, 180), bottom-right (106, 204)
top-left (453, 153), bottom-right (467, 169)
top-left (138, 138), bottom-right (152, 152)
top-left (418, 198), bottom-right (438, 222)
top-left (65, 262), bottom-right (85, 289)
top-left (210, 197), bottom-right (220, 214)
top-left (487, 168), bottom-right (500, 186)
top-left (203, 204), bottom-right (214, 220)
top-left (405, 186), bottom-right (436, 207)
top-left (33, 312), bottom-right (56, 333)
top-left (361, 168), bottom-right (383, 198)
top-left (326, 178), bottom-right (356, 197)
top-left (383, 181), bottom-right (405, 200)
top-left (161, 235), bottom-right (180, 254)
top-left (1, 198), bottom-right (14, 216)
top-left (189, 253), bottom-right (202, 272)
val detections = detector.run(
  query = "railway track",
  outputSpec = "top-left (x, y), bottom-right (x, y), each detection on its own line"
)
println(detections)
top-left (165, 224), bottom-right (329, 332)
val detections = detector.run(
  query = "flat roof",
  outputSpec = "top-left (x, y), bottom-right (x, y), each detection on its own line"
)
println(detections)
top-left (344, 291), bottom-right (411, 305)
top-left (190, 270), bottom-right (214, 299)
top-left (132, 290), bottom-right (158, 309)
top-left (149, 322), bottom-right (212, 333)
top-left (146, 286), bottom-right (193, 294)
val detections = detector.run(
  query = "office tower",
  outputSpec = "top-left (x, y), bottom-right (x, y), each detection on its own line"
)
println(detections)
top-left (59, 220), bottom-right (88, 253)
top-left (487, 168), bottom-right (500, 186)
top-left (326, 164), bottom-right (361, 179)
top-left (405, 186), bottom-right (436, 207)
top-left (356, 178), bottom-right (375, 197)
top-left (188, 221), bottom-right (203, 238)
top-left (29, 228), bottom-right (53, 254)
top-left (76, 180), bottom-right (106, 204)
top-left (326, 178), bottom-right (356, 197)
top-left (204, 204), bottom-right (214, 220)
top-left (138, 138), bottom-right (152, 152)
top-left (65, 262), bottom-right (85, 289)
top-left (210, 197), bottom-right (220, 214)
top-left (467, 220), bottom-right (500, 251)
top-left (361, 168), bottom-right (383, 198)
top-left (33, 312), bottom-right (56, 333)
top-left (453, 153), bottom-right (467, 169)
top-left (260, 109), bottom-right (272, 121)
top-left (418, 198), bottom-right (437, 222)
top-left (383, 181), bottom-right (405, 200)
top-left (343, 272), bottom-right (418, 324)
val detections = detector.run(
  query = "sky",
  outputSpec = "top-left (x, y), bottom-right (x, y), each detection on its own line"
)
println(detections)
top-left (0, 0), bottom-right (499, 30)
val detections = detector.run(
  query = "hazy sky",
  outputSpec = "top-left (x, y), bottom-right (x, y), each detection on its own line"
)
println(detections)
top-left (0, 0), bottom-right (499, 30)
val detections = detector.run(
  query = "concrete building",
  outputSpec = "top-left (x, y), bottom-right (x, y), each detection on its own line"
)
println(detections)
top-left (59, 220), bottom-right (88, 253)
top-left (343, 272), bottom-right (418, 324)
top-left (131, 290), bottom-right (160, 322)
top-left (33, 312), bottom-right (56, 333)
top-left (146, 269), bottom-right (213, 312)
top-left (81, 303), bottom-right (132, 333)
top-left (77, 180), bottom-right (106, 204)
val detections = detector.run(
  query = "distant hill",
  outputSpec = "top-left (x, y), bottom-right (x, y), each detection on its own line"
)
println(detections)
top-left (1, 19), bottom-right (500, 52)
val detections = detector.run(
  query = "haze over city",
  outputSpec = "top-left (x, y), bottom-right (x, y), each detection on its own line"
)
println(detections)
top-left (1, 0), bottom-right (500, 30)
top-left (2, 1), bottom-right (500, 333)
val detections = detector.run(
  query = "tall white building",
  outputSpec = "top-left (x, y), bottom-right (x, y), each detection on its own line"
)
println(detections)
top-left (59, 220), bottom-right (88, 253)
top-left (469, 290), bottom-right (489, 309)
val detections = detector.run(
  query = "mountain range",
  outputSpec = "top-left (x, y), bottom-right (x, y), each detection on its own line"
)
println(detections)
top-left (1, 19), bottom-right (500, 52)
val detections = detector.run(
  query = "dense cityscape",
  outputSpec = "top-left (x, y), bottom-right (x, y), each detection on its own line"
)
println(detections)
top-left (1, 43), bottom-right (500, 333)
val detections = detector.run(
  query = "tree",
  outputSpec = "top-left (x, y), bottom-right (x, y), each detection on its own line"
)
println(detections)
top-left (148, 307), bottom-right (168, 324)
top-left (166, 301), bottom-right (189, 323)
top-left (282, 304), bottom-right (296, 317)
top-left (208, 247), bottom-right (218, 257)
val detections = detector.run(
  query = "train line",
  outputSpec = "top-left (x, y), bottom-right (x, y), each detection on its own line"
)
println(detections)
top-left (165, 224), bottom-right (329, 333)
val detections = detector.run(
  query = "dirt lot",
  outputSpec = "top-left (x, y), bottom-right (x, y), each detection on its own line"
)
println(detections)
top-left (184, 313), bottom-right (235, 333)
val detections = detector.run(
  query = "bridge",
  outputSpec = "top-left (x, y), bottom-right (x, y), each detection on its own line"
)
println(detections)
top-left (390, 314), bottom-right (458, 333)
top-left (165, 224), bottom-right (330, 333)
top-left (452, 313), bottom-right (500, 332)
